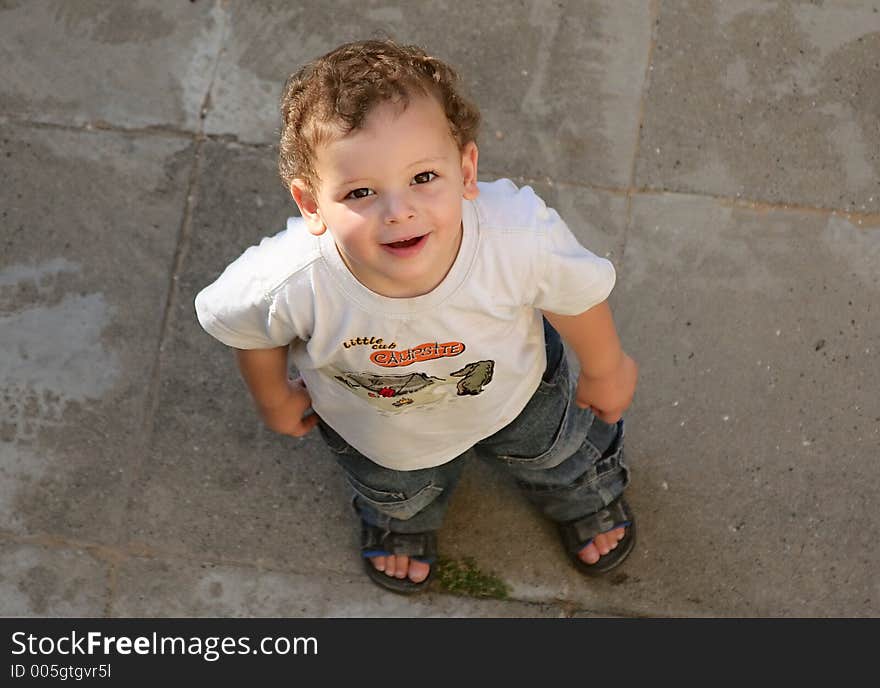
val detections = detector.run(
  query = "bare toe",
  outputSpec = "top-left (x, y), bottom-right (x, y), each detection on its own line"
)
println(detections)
top-left (595, 532), bottom-right (618, 553)
top-left (370, 554), bottom-right (430, 584)
top-left (383, 554), bottom-right (397, 576)
top-left (408, 559), bottom-right (430, 584)
top-left (578, 542), bottom-right (601, 565)
top-left (579, 527), bottom-right (629, 565)
top-left (394, 555), bottom-right (410, 579)
top-left (600, 534), bottom-right (618, 552)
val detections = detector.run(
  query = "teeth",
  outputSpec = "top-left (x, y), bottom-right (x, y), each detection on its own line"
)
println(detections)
top-left (388, 235), bottom-right (422, 248)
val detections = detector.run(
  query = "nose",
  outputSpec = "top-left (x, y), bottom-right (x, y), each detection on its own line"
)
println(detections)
top-left (383, 192), bottom-right (416, 224)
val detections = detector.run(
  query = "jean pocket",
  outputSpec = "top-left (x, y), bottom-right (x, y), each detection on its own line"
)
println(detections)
top-left (524, 427), bottom-right (628, 499)
top-left (493, 401), bottom-right (588, 471)
top-left (482, 361), bottom-right (578, 469)
top-left (345, 475), bottom-right (444, 522)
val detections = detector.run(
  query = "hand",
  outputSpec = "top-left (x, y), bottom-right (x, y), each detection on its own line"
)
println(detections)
top-left (256, 377), bottom-right (319, 438)
top-left (574, 353), bottom-right (638, 423)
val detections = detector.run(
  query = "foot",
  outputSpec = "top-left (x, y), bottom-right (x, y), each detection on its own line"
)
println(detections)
top-left (367, 528), bottom-right (626, 578)
top-left (368, 554), bottom-right (431, 584)
top-left (577, 526), bottom-right (626, 565)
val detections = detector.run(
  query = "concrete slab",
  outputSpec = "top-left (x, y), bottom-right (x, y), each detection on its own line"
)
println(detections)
top-left (206, 0), bottom-right (650, 187)
top-left (4, 0), bottom-right (875, 620)
top-left (112, 554), bottom-right (567, 617)
top-left (0, 0), bottom-right (224, 131)
top-left (0, 121), bottom-right (193, 542)
top-left (124, 139), bottom-right (360, 574)
top-left (616, 193), bottom-right (878, 616)
top-left (444, 193), bottom-right (880, 616)
top-left (0, 543), bottom-right (109, 616)
top-left (637, 1), bottom-right (880, 212)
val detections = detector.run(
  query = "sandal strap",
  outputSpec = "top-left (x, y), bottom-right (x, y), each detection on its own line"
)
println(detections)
top-left (361, 523), bottom-right (438, 562)
top-left (560, 498), bottom-right (632, 555)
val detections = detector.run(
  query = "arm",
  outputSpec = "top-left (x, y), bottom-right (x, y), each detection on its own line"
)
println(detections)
top-left (235, 344), bottom-right (318, 437)
top-left (542, 301), bottom-right (638, 423)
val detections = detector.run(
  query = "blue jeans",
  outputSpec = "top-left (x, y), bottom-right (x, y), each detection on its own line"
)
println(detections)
top-left (317, 320), bottom-right (630, 534)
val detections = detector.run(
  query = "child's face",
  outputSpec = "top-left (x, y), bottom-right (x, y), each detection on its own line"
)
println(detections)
top-left (290, 94), bottom-right (479, 298)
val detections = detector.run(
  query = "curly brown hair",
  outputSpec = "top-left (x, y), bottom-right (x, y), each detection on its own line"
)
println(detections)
top-left (278, 39), bottom-right (481, 191)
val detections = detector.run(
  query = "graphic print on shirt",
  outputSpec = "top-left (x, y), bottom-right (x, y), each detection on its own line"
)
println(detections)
top-left (326, 337), bottom-right (495, 415)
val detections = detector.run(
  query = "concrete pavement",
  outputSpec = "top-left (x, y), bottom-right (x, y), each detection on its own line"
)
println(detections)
top-left (1, 0), bottom-right (878, 617)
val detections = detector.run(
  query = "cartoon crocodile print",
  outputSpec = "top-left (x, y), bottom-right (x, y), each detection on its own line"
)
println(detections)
top-left (449, 360), bottom-right (495, 396)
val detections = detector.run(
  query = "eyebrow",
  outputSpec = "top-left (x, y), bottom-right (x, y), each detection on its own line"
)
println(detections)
top-left (409, 156), bottom-right (445, 167)
top-left (339, 176), bottom-right (369, 187)
top-left (338, 156), bottom-right (447, 187)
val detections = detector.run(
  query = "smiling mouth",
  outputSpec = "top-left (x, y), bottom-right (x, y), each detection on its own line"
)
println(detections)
top-left (384, 235), bottom-right (425, 249)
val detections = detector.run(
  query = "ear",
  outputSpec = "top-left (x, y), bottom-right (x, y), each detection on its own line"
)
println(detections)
top-left (460, 141), bottom-right (479, 200)
top-left (289, 179), bottom-right (327, 236)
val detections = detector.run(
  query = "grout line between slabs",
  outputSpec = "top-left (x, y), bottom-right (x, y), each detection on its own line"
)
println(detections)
top-left (622, 0), bottom-right (660, 262)
top-left (100, 135), bottom-right (206, 614)
top-left (1, 116), bottom-right (876, 223)
top-left (1, 531), bottom-right (652, 617)
top-left (102, 0), bottom-right (230, 618)
top-left (477, 170), bottom-right (880, 226)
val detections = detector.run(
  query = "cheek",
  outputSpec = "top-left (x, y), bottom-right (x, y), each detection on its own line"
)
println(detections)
top-left (334, 226), bottom-right (368, 250)
top-left (435, 191), bottom-right (463, 224)
top-left (423, 185), bottom-right (461, 215)
top-left (333, 217), bottom-right (378, 253)
top-left (329, 206), bottom-right (373, 233)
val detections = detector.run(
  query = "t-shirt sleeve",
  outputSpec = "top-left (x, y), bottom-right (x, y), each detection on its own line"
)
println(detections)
top-left (194, 234), bottom-right (311, 350)
top-left (531, 201), bottom-right (616, 315)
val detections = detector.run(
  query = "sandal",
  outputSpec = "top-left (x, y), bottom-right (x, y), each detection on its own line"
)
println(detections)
top-left (558, 496), bottom-right (636, 576)
top-left (360, 519), bottom-right (437, 594)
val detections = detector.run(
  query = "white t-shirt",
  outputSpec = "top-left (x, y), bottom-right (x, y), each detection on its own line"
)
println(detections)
top-left (195, 179), bottom-right (615, 470)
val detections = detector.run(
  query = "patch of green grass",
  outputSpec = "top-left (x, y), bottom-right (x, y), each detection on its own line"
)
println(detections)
top-left (435, 557), bottom-right (510, 599)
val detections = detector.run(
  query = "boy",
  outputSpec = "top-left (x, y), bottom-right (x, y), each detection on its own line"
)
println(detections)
top-left (195, 39), bottom-right (638, 594)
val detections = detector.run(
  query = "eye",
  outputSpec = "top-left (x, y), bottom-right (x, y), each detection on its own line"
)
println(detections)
top-left (412, 171), bottom-right (437, 185)
top-left (345, 187), bottom-right (374, 200)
